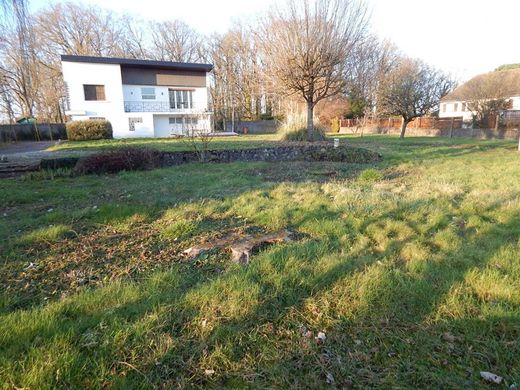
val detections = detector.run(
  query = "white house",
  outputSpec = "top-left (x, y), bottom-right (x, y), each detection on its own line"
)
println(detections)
top-left (61, 55), bottom-right (213, 138)
top-left (439, 68), bottom-right (520, 122)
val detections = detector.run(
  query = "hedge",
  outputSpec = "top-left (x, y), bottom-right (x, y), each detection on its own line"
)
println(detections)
top-left (66, 120), bottom-right (113, 141)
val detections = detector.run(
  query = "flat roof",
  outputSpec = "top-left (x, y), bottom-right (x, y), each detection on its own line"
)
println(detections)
top-left (60, 55), bottom-right (213, 72)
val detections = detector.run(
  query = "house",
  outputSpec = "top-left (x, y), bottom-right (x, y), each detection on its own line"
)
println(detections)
top-left (61, 55), bottom-right (213, 138)
top-left (439, 68), bottom-right (520, 122)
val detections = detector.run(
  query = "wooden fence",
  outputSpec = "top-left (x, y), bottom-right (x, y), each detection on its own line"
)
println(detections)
top-left (0, 123), bottom-right (66, 142)
top-left (339, 115), bottom-right (520, 140)
top-left (340, 117), bottom-right (464, 131)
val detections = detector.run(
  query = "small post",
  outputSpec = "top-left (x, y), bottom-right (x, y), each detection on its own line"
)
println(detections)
top-left (334, 138), bottom-right (339, 148)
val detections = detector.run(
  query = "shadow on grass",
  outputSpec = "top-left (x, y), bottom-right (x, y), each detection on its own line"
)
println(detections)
top-left (1, 140), bottom-right (519, 387)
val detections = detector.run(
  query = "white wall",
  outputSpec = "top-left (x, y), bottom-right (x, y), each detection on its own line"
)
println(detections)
top-left (440, 97), bottom-right (520, 121)
top-left (62, 61), bottom-right (130, 137)
top-left (153, 114), bottom-right (212, 137)
top-left (439, 101), bottom-right (473, 121)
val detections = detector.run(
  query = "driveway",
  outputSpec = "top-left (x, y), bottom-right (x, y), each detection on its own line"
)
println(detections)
top-left (0, 141), bottom-right (55, 155)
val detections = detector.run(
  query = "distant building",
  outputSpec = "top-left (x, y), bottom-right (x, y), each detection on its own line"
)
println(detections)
top-left (61, 55), bottom-right (213, 138)
top-left (440, 68), bottom-right (520, 122)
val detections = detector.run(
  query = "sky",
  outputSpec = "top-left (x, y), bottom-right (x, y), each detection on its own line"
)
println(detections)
top-left (29, 0), bottom-right (520, 82)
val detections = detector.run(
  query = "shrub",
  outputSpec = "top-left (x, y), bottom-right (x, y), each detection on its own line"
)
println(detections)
top-left (278, 111), bottom-right (327, 141)
top-left (282, 127), bottom-right (327, 141)
top-left (66, 120), bottom-right (113, 141)
top-left (74, 147), bottom-right (163, 175)
top-left (330, 117), bottom-right (340, 133)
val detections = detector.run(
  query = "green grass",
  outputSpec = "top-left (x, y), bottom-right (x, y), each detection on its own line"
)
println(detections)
top-left (1, 135), bottom-right (519, 388)
top-left (47, 134), bottom-right (281, 153)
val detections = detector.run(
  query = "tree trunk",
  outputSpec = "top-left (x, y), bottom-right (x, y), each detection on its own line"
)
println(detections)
top-left (307, 100), bottom-right (314, 142)
top-left (400, 117), bottom-right (409, 139)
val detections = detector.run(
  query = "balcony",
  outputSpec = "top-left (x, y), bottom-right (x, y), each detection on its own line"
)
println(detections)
top-left (124, 101), bottom-right (210, 113)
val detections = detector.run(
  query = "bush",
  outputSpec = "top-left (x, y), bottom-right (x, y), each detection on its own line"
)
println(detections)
top-left (66, 120), bottom-right (113, 141)
top-left (282, 127), bottom-right (327, 141)
top-left (74, 147), bottom-right (163, 175)
top-left (330, 117), bottom-right (340, 133)
top-left (278, 111), bottom-right (327, 141)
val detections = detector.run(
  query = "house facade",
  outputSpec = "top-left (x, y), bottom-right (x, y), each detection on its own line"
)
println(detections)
top-left (439, 68), bottom-right (520, 123)
top-left (61, 55), bottom-right (213, 138)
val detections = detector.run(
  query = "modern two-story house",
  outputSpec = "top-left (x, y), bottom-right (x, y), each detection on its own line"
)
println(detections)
top-left (61, 55), bottom-right (213, 138)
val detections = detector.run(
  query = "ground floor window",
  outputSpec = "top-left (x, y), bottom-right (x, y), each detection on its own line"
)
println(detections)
top-left (169, 117), bottom-right (183, 124)
top-left (168, 116), bottom-right (199, 126)
top-left (129, 117), bottom-right (143, 131)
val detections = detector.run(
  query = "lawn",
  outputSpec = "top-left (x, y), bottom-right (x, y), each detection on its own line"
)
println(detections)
top-left (1, 135), bottom-right (519, 388)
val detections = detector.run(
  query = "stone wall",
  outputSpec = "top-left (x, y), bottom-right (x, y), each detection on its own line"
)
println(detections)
top-left (160, 144), bottom-right (381, 166)
top-left (40, 144), bottom-right (382, 171)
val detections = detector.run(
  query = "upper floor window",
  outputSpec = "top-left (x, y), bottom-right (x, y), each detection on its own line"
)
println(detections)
top-left (169, 89), bottom-right (193, 109)
top-left (442, 104), bottom-right (446, 113)
top-left (141, 87), bottom-right (155, 100)
top-left (453, 103), bottom-right (458, 112)
top-left (83, 84), bottom-right (105, 101)
top-left (462, 102), bottom-right (467, 112)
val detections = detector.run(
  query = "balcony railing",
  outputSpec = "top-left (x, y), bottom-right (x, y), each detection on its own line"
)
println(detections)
top-left (124, 101), bottom-right (210, 113)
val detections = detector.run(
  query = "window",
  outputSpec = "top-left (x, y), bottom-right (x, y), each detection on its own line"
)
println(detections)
top-left (442, 104), bottom-right (446, 113)
top-left (169, 117), bottom-right (183, 124)
top-left (129, 117), bottom-right (143, 131)
top-left (141, 87), bottom-right (155, 100)
top-left (64, 82), bottom-right (71, 110)
top-left (169, 89), bottom-right (193, 109)
top-left (462, 102), bottom-right (467, 112)
top-left (453, 103), bottom-right (458, 112)
top-left (83, 84), bottom-right (105, 101)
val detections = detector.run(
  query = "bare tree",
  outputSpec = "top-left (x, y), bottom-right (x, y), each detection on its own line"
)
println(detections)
top-left (345, 36), bottom-right (400, 118)
top-left (209, 26), bottom-right (265, 131)
top-left (257, 0), bottom-right (368, 141)
top-left (180, 114), bottom-right (214, 162)
top-left (0, 0), bottom-right (38, 119)
top-left (377, 58), bottom-right (454, 138)
top-left (150, 20), bottom-right (203, 63)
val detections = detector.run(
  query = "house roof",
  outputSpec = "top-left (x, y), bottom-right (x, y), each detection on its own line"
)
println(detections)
top-left (442, 68), bottom-right (520, 102)
top-left (60, 55), bottom-right (213, 72)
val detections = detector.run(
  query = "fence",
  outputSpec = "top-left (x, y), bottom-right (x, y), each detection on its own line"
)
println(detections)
top-left (224, 120), bottom-right (278, 134)
top-left (339, 115), bottom-right (520, 140)
top-left (340, 116), bottom-right (464, 131)
top-left (0, 123), bottom-right (67, 142)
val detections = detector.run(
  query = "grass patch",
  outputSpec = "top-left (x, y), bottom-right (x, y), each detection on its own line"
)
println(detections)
top-left (19, 224), bottom-right (72, 245)
top-left (1, 135), bottom-right (519, 388)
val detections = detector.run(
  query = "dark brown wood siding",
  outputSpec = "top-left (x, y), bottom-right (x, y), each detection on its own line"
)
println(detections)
top-left (121, 67), bottom-right (207, 87)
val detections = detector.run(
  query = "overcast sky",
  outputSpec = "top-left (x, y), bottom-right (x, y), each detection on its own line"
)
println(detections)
top-left (29, 0), bottom-right (520, 82)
